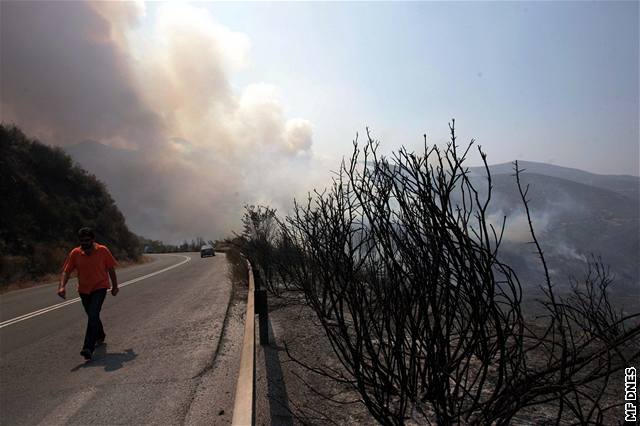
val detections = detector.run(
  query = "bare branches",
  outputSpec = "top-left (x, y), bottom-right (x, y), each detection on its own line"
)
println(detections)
top-left (281, 121), bottom-right (527, 423)
top-left (240, 121), bottom-right (640, 424)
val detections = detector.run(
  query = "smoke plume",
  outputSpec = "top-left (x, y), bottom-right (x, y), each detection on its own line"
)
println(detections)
top-left (1, 1), bottom-right (326, 242)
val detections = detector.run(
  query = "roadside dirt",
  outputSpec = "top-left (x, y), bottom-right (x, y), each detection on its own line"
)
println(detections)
top-left (185, 273), bottom-right (247, 425)
top-left (253, 295), bottom-right (631, 424)
top-left (254, 295), bottom-right (374, 425)
top-left (0, 255), bottom-right (154, 294)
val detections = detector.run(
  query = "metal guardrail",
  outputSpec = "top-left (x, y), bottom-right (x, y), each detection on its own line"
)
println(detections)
top-left (231, 260), bottom-right (271, 425)
top-left (232, 260), bottom-right (255, 426)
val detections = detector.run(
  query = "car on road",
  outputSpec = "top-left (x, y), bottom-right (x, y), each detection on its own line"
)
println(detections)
top-left (200, 244), bottom-right (215, 258)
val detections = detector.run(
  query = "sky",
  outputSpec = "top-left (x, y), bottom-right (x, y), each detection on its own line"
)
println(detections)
top-left (208, 2), bottom-right (639, 175)
top-left (1, 1), bottom-right (638, 242)
top-left (205, 1), bottom-right (639, 175)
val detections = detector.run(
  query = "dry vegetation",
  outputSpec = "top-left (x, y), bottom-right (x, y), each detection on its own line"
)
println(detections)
top-left (0, 255), bottom-right (154, 294)
top-left (236, 121), bottom-right (640, 424)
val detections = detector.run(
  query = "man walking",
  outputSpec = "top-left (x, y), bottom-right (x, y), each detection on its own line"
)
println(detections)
top-left (58, 228), bottom-right (119, 360)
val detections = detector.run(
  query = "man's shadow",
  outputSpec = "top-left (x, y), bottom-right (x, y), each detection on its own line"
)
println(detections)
top-left (70, 345), bottom-right (137, 372)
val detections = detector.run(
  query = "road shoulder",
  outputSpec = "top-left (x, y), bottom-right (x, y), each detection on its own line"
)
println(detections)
top-left (185, 279), bottom-right (247, 425)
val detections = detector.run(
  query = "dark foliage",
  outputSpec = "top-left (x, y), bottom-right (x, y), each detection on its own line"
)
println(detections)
top-left (234, 205), bottom-right (304, 296)
top-left (220, 236), bottom-right (250, 287)
top-left (0, 124), bottom-right (141, 283)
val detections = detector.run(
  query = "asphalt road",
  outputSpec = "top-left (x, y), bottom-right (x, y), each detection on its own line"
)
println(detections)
top-left (0, 253), bottom-right (236, 425)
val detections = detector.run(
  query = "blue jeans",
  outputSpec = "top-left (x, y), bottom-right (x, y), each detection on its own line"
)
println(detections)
top-left (79, 288), bottom-right (107, 351)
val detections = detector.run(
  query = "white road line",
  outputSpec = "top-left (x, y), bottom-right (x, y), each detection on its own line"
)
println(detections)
top-left (37, 386), bottom-right (97, 426)
top-left (0, 255), bottom-right (191, 329)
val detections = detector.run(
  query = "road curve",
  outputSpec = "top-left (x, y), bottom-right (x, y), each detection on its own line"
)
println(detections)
top-left (0, 253), bottom-right (235, 425)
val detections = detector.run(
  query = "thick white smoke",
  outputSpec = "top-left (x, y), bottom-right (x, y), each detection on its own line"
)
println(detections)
top-left (1, 1), bottom-right (327, 242)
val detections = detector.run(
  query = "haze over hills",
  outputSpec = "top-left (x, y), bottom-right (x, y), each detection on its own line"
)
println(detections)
top-left (65, 140), bottom-right (149, 236)
top-left (470, 160), bottom-right (639, 200)
top-left (484, 171), bottom-right (637, 307)
top-left (65, 139), bottom-right (224, 244)
top-left (64, 137), bottom-right (282, 245)
top-left (67, 140), bottom-right (639, 307)
top-left (467, 162), bottom-right (638, 308)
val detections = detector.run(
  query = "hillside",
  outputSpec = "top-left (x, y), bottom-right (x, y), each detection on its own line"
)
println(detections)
top-left (0, 125), bottom-right (141, 284)
top-left (470, 168), bottom-right (639, 309)
top-left (385, 159), bottom-right (638, 308)
top-left (471, 161), bottom-right (639, 301)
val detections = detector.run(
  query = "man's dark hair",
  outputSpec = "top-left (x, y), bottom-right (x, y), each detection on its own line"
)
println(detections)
top-left (78, 227), bottom-right (95, 239)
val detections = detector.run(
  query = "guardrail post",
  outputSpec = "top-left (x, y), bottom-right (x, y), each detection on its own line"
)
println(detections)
top-left (253, 269), bottom-right (269, 346)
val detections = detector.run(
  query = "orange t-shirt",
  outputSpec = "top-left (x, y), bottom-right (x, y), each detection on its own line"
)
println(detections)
top-left (63, 243), bottom-right (117, 294)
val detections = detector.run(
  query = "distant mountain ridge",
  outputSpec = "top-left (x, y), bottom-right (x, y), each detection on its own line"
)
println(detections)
top-left (470, 160), bottom-right (639, 200)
